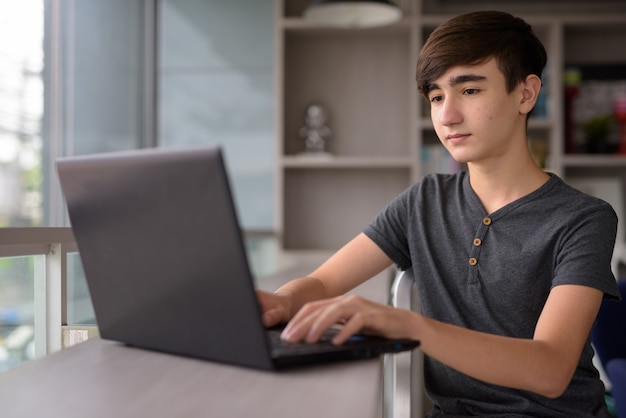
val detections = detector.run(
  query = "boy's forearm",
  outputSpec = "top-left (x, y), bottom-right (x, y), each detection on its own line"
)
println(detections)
top-left (416, 284), bottom-right (602, 398)
top-left (274, 276), bottom-right (329, 320)
top-left (274, 233), bottom-right (394, 319)
top-left (415, 315), bottom-right (574, 397)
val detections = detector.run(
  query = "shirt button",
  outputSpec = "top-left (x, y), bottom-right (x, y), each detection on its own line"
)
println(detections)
top-left (469, 257), bottom-right (478, 266)
top-left (483, 217), bottom-right (492, 225)
top-left (473, 238), bottom-right (482, 246)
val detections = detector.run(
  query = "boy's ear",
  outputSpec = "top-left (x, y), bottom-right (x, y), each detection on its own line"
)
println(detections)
top-left (520, 74), bottom-right (542, 115)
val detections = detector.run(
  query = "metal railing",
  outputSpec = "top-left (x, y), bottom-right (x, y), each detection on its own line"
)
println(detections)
top-left (0, 227), bottom-right (77, 358)
top-left (383, 268), bottom-right (427, 418)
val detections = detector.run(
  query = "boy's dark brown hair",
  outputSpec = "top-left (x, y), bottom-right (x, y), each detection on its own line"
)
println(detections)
top-left (416, 10), bottom-right (548, 98)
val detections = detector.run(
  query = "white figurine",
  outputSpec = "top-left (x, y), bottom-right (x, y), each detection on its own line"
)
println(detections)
top-left (299, 103), bottom-right (332, 154)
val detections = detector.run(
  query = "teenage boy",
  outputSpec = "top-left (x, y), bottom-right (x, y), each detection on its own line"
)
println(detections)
top-left (258, 10), bottom-right (620, 417)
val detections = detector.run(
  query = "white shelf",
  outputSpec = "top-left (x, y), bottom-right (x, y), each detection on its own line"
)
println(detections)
top-left (563, 154), bottom-right (626, 168)
top-left (282, 155), bottom-right (414, 169)
top-left (557, 14), bottom-right (626, 25)
top-left (418, 117), bottom-right (553, 131)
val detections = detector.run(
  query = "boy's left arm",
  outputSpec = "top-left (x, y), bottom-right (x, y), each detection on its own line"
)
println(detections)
top-left (284, 283), bottom-right (603, 398)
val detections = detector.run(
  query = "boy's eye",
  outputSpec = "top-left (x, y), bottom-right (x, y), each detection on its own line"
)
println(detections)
top-left (464, 88), bottom-right (479, 95)
top-left (430, 95), bottom-right (443, 103)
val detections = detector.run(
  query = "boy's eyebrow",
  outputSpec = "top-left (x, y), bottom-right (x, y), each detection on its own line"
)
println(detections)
top-left (426, 74), bottom-right (487, 94)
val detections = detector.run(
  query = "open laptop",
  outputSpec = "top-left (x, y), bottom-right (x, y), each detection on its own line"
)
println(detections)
top-left (56, 145), bottom-right (419, 370)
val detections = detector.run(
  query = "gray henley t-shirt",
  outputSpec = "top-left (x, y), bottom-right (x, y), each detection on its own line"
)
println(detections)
top-left (364, 171), bottom-right (620, 417)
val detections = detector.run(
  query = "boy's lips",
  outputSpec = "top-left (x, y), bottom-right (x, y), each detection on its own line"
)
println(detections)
top-left (447, 133), bottom-right (470, 145)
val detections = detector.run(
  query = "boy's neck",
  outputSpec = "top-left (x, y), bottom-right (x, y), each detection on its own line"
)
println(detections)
top-left (467, 151), bottom-right (549, 215)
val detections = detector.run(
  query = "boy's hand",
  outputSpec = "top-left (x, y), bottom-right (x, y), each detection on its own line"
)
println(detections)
top-left (280, 294), bottom-right (417, 345)
top-left (256, 289), bottom-right (292, 328)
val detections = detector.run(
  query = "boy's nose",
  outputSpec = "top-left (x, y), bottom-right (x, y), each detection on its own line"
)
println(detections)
top-left (437, 98), bottom-right (463, 126)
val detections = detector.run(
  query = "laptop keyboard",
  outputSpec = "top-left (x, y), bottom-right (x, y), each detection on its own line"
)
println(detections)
top-left (267, 327), bottom-right (369, 357)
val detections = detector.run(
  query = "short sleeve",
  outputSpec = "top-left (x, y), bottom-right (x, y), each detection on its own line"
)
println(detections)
top-left (552, 198), bottom-right (620, 300)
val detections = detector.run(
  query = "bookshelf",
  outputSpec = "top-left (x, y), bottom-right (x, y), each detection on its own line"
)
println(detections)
top-left (276, 0), bottom-right (626, 250)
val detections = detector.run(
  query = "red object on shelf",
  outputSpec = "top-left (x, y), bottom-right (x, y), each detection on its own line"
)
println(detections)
top-left (615, 96), bottom-right (626, 155)
top-left (563, 68), bottom-right (582, 154)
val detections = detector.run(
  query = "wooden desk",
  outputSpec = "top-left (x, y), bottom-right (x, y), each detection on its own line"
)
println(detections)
top-left (0, 252), bottom-right (394, 418)
top-left (0, 337), bottom-right (382, 418)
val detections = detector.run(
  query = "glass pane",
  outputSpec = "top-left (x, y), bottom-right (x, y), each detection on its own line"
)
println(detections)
top-left (53, 0), bottom-right (149, 326)
top-left (0, 1), bottom-right (44, 227)
top-left (59, 0), bottom-right (147, 156)
top-left (0, 256), bottom-right (35, 373)
top-left (159, 0), bottom-right (275, 231)
top-left (66, 253), bottom-right (95, 325)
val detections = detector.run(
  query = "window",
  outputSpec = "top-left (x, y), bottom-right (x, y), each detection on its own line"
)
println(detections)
top-left (0, 0), bottom-right (276, 372)
top-left (0, 0), bottom-right (44, 373)
top-left (0, 0), bottom-right (44, 228)
top-left (0, 256), bottom-right (36, 372)
top-left (159, 0), bottom-right (275, 231)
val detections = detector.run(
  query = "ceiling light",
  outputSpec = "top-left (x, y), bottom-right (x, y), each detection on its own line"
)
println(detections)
top-left (303, 0), bottom-right (402, 28)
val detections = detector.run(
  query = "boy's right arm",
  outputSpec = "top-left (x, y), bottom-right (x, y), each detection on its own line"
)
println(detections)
top-left (257, 232), bottom-right (394, 328)
top-left (256, 277), bottom-right (325, 327)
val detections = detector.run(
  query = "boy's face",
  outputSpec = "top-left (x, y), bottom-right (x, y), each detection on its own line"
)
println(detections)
top-left (426, 58), bottom-right (529, 166)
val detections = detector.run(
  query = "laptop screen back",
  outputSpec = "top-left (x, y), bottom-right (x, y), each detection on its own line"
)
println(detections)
top-left (57, 146), bottom-right (274, 369)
